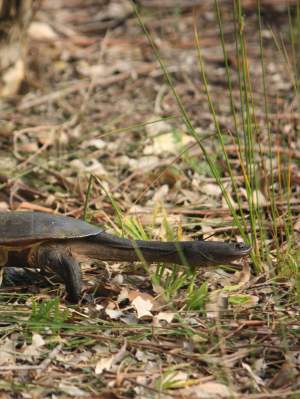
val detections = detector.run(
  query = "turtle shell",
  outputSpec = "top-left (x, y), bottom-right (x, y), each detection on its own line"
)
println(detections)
top-left (0, 211), bottom-right (103, 245)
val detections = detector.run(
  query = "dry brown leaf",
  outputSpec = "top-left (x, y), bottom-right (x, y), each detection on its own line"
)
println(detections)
top-left (58, 383), bottom-right (88, 397)
top-left (95, 356), bottom-right (114, 375)
top-left (69, 159), bottom-right (107, 176)
top-left (105, 308), bottom-right (124, 320)
top-left (242, 362), bottom-right (265, 389)
top-left (23, 333), bottom-right (45, 362)
top-left (221, 190), bottom-right (238, 209)
top-left (234, 260), bottom-right (251, 286)
top-left (293, 217), bottom-right (300, 231)
top-left (17, 141), bottom-right (39, 154)
top-left (200, 183), bottom-right (222, 197)
top-left (131, 295), bottom-right (154, 319)
top-left (156, 312), bottom-right (175, 323)
top-left (127, 290), bottom-right (155, 319)
top-left (28, 22), bottom-right (58, 40)
top-left (81, 138), bottom-right (107, 150)
top-left (179, 381), bottom-right (233, 398)
top-left (135, 155), bottom-right (160, 171)
top-left (252, 190), bottom-right (267, 207)
top-left (269, 360), bottom-right (299, 389)
top-left (0, 202), bottom-right (9, 211)
top-left (145, 117), bottom-right (172, 137)
top-left (206, 291), bottom-right (228, 319)
top-left (95, 342), bottom-right (127, 375)
top-left (152, 184), bottom-right (169, 203)
top-left (1, 59), bottom-right (24, 97)
top-left (0, 338), bottom-right (15, 367)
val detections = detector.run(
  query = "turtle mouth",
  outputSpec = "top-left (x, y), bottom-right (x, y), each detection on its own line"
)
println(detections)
top-left (232, 242), bottom-right (252, 256)
top-left (205, 242), bottom-right (252, 265)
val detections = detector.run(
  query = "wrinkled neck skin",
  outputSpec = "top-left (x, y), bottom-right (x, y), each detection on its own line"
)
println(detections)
top-left (64, 232), bottom-right (251, 267)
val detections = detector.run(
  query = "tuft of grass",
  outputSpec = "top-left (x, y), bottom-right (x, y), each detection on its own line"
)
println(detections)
top-left (186, 281), bottom-right (208, 311)
top-left (83, 173), bottom-right (94, 222)
top-left (133, 0), bottom-right (299, 289)
top-left (154, 369), bottom-right (188, 391)
top-left (28, 298), bottom-right (69, 334)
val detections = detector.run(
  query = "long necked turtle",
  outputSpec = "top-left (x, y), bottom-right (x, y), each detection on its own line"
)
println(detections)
top-left (0, 211), bottom-right (251, 302)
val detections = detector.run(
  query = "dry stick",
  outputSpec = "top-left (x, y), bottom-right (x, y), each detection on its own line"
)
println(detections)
top-left (35, 344), bottom-right (63, 378)
top-left (128, 197), bottom-right (300, 218)
top-left (18, 65), bottom-right (157, 111)
top-left (225, 144), bottom-right (300, 160)
top-left (0, 174), bottom-right (48, 199)
top-left (60, 331), bottom-right (248, 364)
top-left (137, 0), bottom-right (207, 8)
top-left (0, 344), bottom-right (62, 373)
top-left (241, 390), bottom-right (300, 399)
top-left (13, 125), bottom-right (55, 160)
top-left (17, 132), bottom-right (55, 170)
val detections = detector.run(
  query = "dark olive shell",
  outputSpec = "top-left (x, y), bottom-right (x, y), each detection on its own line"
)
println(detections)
top-left (0, 212), bottom-right (102, 245)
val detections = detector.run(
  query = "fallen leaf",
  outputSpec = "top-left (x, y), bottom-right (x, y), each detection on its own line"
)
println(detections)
top-left (127, 291), bottom-right (155, 319)
top-left (229, 294), bottom-right (259, 309)
top-left (134, 155), bottom-right (159, 170)
top-left (81, 138), bottom-right (107, 150)
top-left (69, 159), bottom-right (107, 176)
top-left (252, 190), bottom-right (267, 207)
top-left (145, 117), bottom-right (172, 136)
top-left (128, 290), bottom-right (155, 303)
top-left (206, 291), bottom-right (228, 319)
top-left (200, 183), bottom-right (222, 197)
top-left (179, 381), bottom-right (233, 398)
top-left (0, 202), bottom-right (8, 210)
top-left (1, 59), bottom-right (24, 97)
top-left (156, 312), bottom-right (175, 323)
top-left (152, 184), bottom-right (169, 203)
top-left (23, 333), bottom-right (46, 362)
top-left (95, 342), bottom-right (127, 375)
top-left (58, 383), bottom-right (88, 397)
top-left (242, 362), bottom-right (265, 388)
top-left (294, 217), bottom-right (300, 231)
top-left (105, 308), bottom-right (124, 320)
top-left (234, 259), bottom-right (251, 286)
top-left (28, 22), bottom-right (58, 40)
top-left (95, 356), bottom-right (114, 375)
top-left (131, 295), bottom-right (153, 319)
top-left (222, 189), bottom-right (237, 209)
top-left (254, 358), bottom-right (267, 378)
top-left (269, 360), bottom-right (299, 389)
top-left (0, 338), bottom-right (15, 366)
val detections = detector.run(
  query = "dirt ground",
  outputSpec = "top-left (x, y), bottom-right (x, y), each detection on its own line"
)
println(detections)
top-left (0, 1), bottom-right (299, 398)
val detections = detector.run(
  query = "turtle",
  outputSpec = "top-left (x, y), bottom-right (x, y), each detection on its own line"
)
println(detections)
top-left (0, 211), bottom-right (252, 303)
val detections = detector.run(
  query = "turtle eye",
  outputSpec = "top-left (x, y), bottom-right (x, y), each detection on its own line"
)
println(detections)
top-left (235, 242), bottom-right (247, 249)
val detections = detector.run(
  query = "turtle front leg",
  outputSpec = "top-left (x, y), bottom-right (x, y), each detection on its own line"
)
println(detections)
top-left (34, 244), bottom-right (82, 303)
